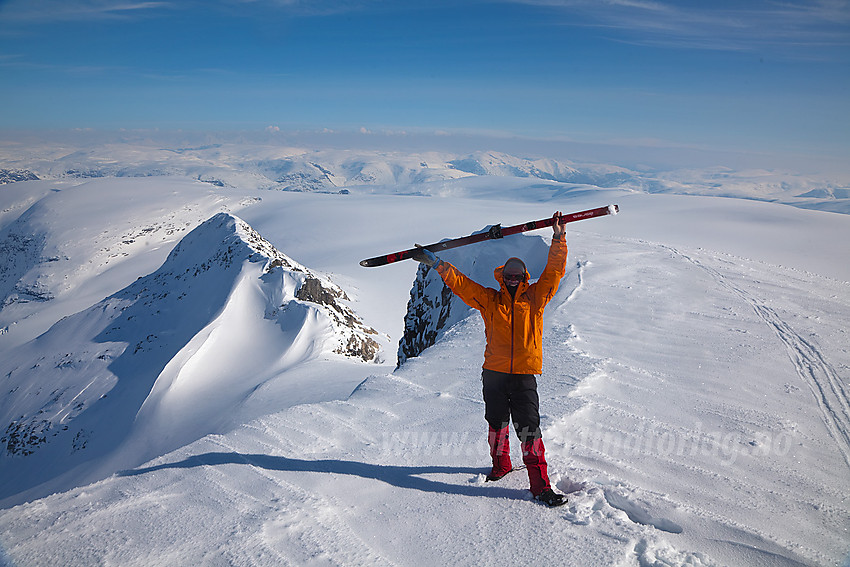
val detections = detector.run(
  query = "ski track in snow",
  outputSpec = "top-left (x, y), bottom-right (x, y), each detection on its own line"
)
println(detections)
top-left (664, 245), bottom-right (850, 471)
top-left (543, 235), bottom-right (849, 566)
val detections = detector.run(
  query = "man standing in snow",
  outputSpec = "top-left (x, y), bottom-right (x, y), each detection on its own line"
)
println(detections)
top-left (412, 212), bottom-right (568, 507)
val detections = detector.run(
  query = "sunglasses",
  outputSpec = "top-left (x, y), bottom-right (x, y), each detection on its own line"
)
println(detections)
top-left (503, 273), bottom-right (525, 283)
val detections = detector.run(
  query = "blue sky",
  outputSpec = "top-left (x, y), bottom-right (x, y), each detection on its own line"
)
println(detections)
top-left (1, 0), bottom-right (848, 164)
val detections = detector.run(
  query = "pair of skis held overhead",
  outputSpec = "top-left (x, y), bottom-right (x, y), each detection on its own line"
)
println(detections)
top-left (359, 204), bottom-right (619, 268)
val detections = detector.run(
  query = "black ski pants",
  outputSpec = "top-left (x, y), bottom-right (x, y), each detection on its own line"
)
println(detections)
top-left (482, 368), bottom-right (542, 442)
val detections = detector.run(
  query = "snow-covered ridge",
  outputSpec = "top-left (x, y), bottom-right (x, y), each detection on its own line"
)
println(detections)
top-left (0, 212), bottom-right (380, 503)
top-left (448, 150), bottom-right (633, 188)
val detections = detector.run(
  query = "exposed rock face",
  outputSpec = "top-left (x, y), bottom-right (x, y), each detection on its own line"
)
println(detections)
top-left (0, 169), bottom-right (39, 185)
top-left (295, 276), bottom-right (380, 361)
top-left (397, 262), bottom-right (458, 367)
top-left (0, 229), bottom-right (49, 308)
top-left (295, 275), bottom-right (380, 360)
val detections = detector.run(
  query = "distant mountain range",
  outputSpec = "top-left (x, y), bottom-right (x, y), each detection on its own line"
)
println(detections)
top-left (2, 144), bottom-right (848, 214)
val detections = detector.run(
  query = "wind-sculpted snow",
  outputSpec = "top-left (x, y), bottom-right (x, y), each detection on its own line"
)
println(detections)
top-left (0, 212), bottom-right (380, 503)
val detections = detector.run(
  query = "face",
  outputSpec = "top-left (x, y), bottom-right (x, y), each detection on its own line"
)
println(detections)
top-left (503, 271), bottom-right (525, 286)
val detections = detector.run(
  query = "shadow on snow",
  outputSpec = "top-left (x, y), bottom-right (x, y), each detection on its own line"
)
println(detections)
top-left (118, 451), bottom-right (529, 500)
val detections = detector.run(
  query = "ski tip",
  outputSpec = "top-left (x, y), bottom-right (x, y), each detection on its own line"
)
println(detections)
top-left (608, 204), bottom-right (619, 215)
top-left (360, 257), bottom-right (392, 268)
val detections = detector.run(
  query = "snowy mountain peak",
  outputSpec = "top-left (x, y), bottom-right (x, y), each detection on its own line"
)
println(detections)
top-left (163, 211), bottom-right (306, 274)
top-left (0, 212), bottom-right (380, 503)
top-left (140, 211), bottom-right (380, 361)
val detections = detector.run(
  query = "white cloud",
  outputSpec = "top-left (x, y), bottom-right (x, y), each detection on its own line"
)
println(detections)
top-left (505, 0), bottom-right (850, 55)
top-left (223, 0), bottom-right (378, 17)
top-left (0, 0), bottom-right (172, 22)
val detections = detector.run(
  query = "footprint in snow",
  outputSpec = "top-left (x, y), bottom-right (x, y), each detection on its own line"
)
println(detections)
top-left (602, 489), bottom-right (684, 534)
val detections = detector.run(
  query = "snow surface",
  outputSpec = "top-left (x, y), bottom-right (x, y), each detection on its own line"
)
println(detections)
top-left (0, 144), bottom-right (849, 567)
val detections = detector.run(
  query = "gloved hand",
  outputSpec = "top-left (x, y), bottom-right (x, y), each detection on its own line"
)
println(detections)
top-left (411, 244), bottom-right (440, 268)
top-left (552, 210), bottom-right (567, 241)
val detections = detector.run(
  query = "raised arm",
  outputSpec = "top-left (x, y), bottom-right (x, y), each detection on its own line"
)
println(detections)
top-left (531, 212), bottom-right (569, 307)
top-left (411, 246), bottom-right (494, 312)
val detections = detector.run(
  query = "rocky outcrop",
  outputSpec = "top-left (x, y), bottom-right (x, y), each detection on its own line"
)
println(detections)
top-left (397, 262), bottom-right (458, 367)
top-left (0, 169), bottom-right (39, 185)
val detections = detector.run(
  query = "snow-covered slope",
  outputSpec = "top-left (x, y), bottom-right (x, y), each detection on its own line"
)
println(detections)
top-left (1, 214), bottom-right (847, 566)
top-left (0, 142), bottom-right (849, 566)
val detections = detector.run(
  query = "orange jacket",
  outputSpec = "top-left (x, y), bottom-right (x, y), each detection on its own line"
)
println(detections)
top-left (435, 236), bottom-right (568, 374)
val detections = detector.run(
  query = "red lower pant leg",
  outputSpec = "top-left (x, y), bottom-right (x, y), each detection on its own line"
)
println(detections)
top-left (522, 438), bottom-right (551, 496)
top-left (488, 425), bottom-right (512, 476)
